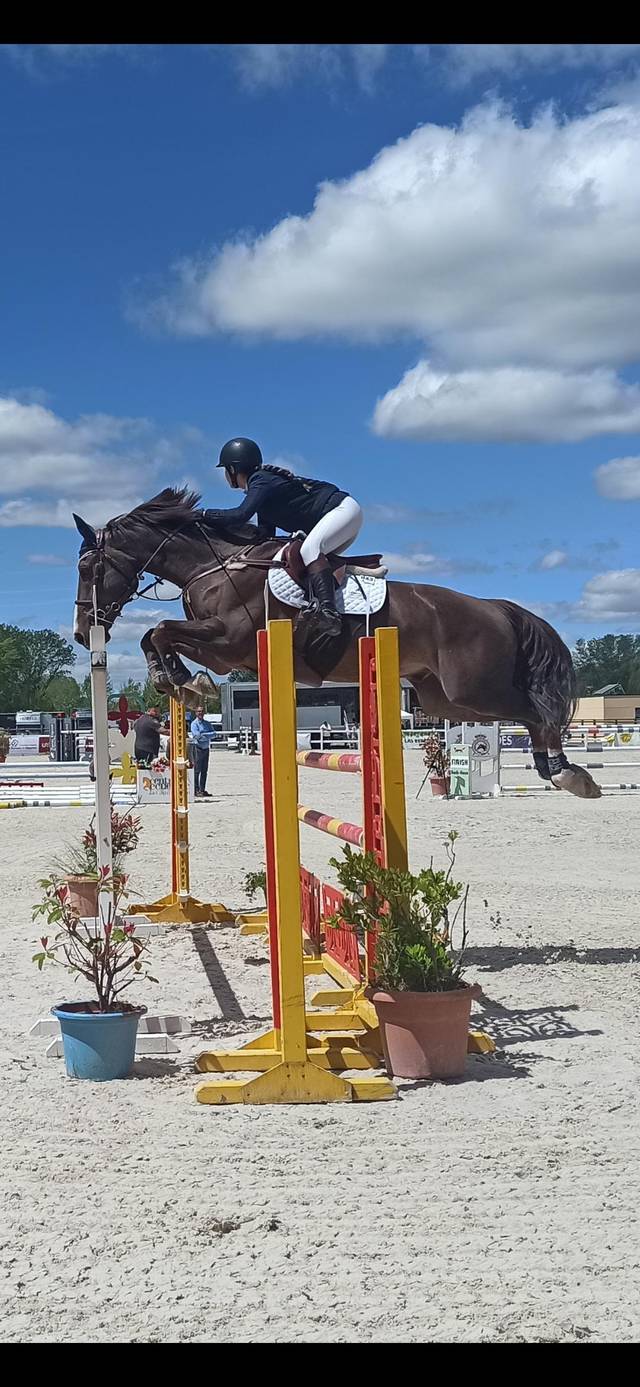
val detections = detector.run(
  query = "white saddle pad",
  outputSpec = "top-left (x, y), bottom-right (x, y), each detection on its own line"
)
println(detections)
top-left (268, 547), bottom-right (387, 616)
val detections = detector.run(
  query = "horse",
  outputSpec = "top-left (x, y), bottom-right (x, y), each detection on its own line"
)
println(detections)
top-left (72, 487), bottom-right (601, 798)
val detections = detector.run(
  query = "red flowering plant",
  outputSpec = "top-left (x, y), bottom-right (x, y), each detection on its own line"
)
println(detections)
top-left (421, 734), bottom-right (449, 779)
top-left (82, 809), bottom-right (141, 872)
top-left (32, 869), bottom-right (156, 1014)
top-left (54, 807), bottom-right (142, 880)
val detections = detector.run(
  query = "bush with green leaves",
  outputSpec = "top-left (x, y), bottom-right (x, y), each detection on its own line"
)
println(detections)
top-left (243, 869), bottom-right (267, 906)
top-left (327, 831), bottom-right (468, 993)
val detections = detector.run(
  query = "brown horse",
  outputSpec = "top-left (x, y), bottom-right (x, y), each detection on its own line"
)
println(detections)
top-left (73, 487), bottom-right (600, 798)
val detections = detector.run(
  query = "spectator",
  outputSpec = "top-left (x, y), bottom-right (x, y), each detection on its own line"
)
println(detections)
top-left (185, 709), bottom-right (195, 768)
top-left (189, 705), bottom-right (213, 799)
top-left (134, 707), bottom-right (162, 767)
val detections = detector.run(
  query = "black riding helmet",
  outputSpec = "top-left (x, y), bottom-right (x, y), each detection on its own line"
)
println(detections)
top-left (217, 437), bottom-right (263, 477)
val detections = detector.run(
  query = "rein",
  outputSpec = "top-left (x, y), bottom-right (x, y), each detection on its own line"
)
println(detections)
top-left (78, 517), bottom-right (286, 633)
top-left (76, 523), bottom-right (194, 627)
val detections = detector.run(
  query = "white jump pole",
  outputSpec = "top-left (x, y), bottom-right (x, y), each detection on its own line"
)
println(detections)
top-left (89, 623), bottom-right (113, 917)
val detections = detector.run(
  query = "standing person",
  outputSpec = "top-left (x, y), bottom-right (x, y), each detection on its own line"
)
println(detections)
top-left (203, 438), bottom-right (363, 637)
top-left (134, 706), bottom-right (162, 768)
top-left (189, 705), bottom-right (212, 799)
top-left (185, 709), bottom-right (195, 768)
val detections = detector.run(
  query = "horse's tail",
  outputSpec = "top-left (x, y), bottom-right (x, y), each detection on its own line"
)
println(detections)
top-left (494, 600), bottom-right (577, 736)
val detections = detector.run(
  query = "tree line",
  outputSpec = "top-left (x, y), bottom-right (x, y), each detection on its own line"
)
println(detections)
top-left (0, 623), bottom-right (224, 714)
top-left (2, 621), bottom-right (639, 715)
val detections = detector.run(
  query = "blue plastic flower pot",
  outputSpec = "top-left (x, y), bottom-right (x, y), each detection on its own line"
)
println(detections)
top-left (52, 1003), bottom-right (144, 1080)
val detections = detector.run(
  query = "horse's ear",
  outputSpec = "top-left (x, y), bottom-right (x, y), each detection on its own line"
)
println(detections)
top-left (73, 513), bottom-right (97, 549)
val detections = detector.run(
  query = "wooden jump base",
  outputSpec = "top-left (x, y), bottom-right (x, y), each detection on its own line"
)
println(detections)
top-left (129, 698), bottom-right (232, 926)
top-left (197, 621), bottom-right (493, 1104)
top-left (195, 621), bottom-right (399, 1104)
top-left (245, 625), bottom-right (493, 1057)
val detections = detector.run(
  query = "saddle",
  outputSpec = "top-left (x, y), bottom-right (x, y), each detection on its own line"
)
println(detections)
top-left (281, 535), bottom-right (387, 592)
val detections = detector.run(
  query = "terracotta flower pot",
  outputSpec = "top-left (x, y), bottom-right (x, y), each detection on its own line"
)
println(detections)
top-left (430, 775), bottom-right (450, 798)
top-left (371, 982), bottom-right (482, 1080)
top-left (65, 876), bottom-right (100, 917)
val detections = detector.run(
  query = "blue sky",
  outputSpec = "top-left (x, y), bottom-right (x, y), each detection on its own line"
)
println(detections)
top-left (1, 43), bottom-right (640, 684)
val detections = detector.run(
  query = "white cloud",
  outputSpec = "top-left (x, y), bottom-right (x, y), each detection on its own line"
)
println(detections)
top-left (595, 455), bottom-right (640, 499)
top-left (373, 362), bottom-right (640, 442)
top-left (27, 553), bottom-right (70, 566)
top-left (540, 549), bottom-right (568, 570)
top-left (383, 551), bottom-right (442, 575)
top-left (382, 550), bottom-right (493, 576)
top-left (349, 46), bottom-right (389, 92)
top-left (4, 43), bottom-right (638, 90)
top-left (105, 607), bottom-right (169, 645)
top-left (100, 650), bottom-right (149, 680)
top-left (444, 45), bottom-right (640, 84)
top-left (574, 569), bottom-right (640, 621)
top-left (0, 44), bottom-right (149, 77)
top-left (139, 100), bottom-right (640, 382)
top-left (228, 44), bottom-right (389, 93)
top-left (0, 396), bottom-right (206, 527)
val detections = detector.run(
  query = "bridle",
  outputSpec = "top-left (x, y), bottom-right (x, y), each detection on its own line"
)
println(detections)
top-left (77, 517), bottom-right (271, 635)
top-left (76, 524), bottom-right (192, 628)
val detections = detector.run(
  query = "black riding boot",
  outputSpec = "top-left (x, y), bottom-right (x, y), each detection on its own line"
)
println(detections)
top-left (308, 565), bottom-right (342, 636)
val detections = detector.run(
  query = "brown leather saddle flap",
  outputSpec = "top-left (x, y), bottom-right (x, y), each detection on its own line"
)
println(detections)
top-left (281, 537), bottom-right (384, 590)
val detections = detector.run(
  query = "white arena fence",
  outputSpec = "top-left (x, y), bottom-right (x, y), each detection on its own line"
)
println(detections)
top-left (402, 722), bottom-right (640, 797)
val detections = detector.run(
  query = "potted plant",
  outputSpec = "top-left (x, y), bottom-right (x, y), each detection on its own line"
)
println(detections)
top-left (32, 869), bottom-right (156, 1081)
top-left (421, 734), bottom-right (450, 798)
top-left (54, 808), bottom-right (142, 915)
top-left (328, 832), bottom-right (480, 1080)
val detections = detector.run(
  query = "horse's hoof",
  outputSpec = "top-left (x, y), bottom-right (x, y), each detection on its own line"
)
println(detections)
top-left (551, 766), bottom-right (602, 799)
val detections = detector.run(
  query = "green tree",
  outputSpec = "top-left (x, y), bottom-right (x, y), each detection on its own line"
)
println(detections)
top-left (228, 668), bottom-right (257, 682)
top-left (142, 677), bottom-right (169, 713)
top-left (199, 682), bottom-right (221, 713)
top-left (572, 635), bottom-right (640, 695)
top-left (116, 679), bottom-right (145, 711)
top-left (41, 675), bottom-right (84, 713)
top-left (79, 673), bottom-right (114, 708)
top-left (0, 628), bottom-right (21, 707)
top-left (0, 624), bottom-right (76, 711)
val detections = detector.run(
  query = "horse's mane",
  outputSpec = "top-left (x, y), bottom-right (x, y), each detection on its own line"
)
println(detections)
top-left (108, 486), bottom-right (267, 548)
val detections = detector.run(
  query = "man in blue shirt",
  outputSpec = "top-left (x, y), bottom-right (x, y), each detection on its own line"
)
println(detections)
top-left (189, 705), bottom-right (213, 799)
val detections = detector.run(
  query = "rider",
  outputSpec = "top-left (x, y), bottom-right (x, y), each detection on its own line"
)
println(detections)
top-left (203, 438), bottom-right (363, 634)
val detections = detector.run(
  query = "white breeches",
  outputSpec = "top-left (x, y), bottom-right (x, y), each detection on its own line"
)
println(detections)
top-left (299, 496), bottom-right (363, 565)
